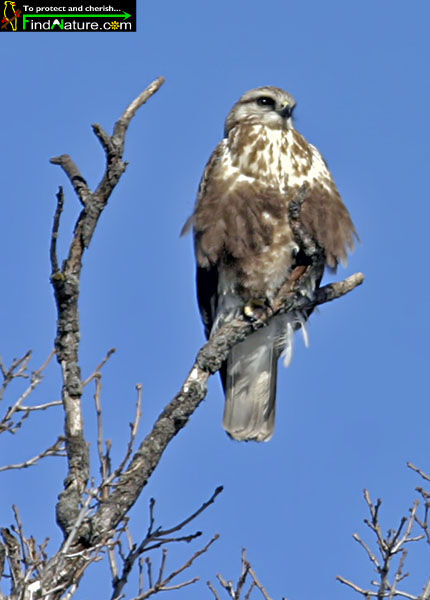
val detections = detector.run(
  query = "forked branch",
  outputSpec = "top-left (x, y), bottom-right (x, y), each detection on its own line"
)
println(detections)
top-left (49, 76), bottom-right (165, 541)
top-left (0, 350), bottom-right (57, 436)
top-left (337, 467), bottom-right (430, 600)
top-left (208, 548), bottom-right (275, 600)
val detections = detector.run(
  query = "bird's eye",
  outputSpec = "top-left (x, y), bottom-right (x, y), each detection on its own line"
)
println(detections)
top-left (256, 96), bottom-right (276, 108)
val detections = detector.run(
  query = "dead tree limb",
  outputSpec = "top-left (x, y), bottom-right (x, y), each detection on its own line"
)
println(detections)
top-left (337, 467), bottom-right (430, 600)
top-left (208, 548), bottom-right (275, 600)
top-left (111, 487), bottom-right (222, 600)
top-left (0, 351), bottom-right (57, 436)
top-left (49, 76), bottom-right (166, 541)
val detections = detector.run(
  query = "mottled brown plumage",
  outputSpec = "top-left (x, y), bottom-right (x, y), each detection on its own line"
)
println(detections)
top-left (185, 86), bottom-right (357, 441)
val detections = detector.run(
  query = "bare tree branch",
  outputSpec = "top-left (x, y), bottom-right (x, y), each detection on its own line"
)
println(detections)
top-left (50, 187), bottom-right (65, 273)
top-left (49, 157), bottom-right (91, 207)
top-left (337, 471), bottom-right (430, 600)
top-left (82, 348), bottom-right (116, 387)
top-left (407, 463), bottom-right (430, 483)
top-left (106, 383), bottom-right (143, 489)
top-left (49, 77), bottom-right (165, 545)
top-left (0, 438), bottom-right (65, 472)
top-left (0, 351), bottom-right (32, 404)
top-left (244, 558), bottom-right (273, 600)
top-left (1, 527), bottom-right (23, 595)
top-left (0, 351), bottom-right (57, 436)
top-left (210, 548), bottom-right (275, 599)
top-left (111, 488), bottom-right (222, 600)
top-left (207, 579), bottom-right (222, 600)
top-left (129, 534), bottom-right (218, 600)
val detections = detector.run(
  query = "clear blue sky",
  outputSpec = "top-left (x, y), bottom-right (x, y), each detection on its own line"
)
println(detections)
top-left (1, 1), bottom-right (430, 598)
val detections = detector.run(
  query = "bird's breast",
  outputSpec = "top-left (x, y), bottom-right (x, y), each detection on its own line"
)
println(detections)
top-left (226, 125), bottom-right (308, 192)
top-left (225, 124), bottom-right (334, 195)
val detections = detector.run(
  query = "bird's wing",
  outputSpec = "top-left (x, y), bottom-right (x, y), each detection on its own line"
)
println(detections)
top-left (196, 264), bottom-right (218, 340)
top-left (294, 138), bottom-right (358, 268)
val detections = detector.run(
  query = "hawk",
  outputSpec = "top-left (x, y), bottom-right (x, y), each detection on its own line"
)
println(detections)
top-left (184, 86), bottom-right (357, 442)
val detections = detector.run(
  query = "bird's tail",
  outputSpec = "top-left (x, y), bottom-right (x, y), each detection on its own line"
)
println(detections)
top-left (222, 317), bottom-right (290, 442)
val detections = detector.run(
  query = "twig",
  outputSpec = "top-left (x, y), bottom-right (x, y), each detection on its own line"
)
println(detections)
top-left (0, 438), bottom-right (65, 472)
top-left (353, 533), bottom-right (380, 569)
top-left (131, 534), bottom-right (218, 600)
top-left (240, 550), bottom-right (273, 600)
top-left (246, 564), bottom-right (273, 600)
top-left (337, 575), bottom-right (419, 600)
top-left (2, 351), bottom-right (56, 424)
top-left (146, 556), bottom-right (153, 590)
top-left (12, 505), bottom-right (26, 570)
top-left (156, 549), bottom-right (167, 586)
top-left (337, 575), bottom-right (376, 597)
top-left (245, 582), bottom-right (257, 600)
top-left (0, 350), bottom-right (32, 403)
top-left (216, 573), bottom-right (235, 598)
top-left (82, 348), bottom-right (116, 387)
top-left (421, 576), bottom-right (430, 600)
top-left (50, 187), bottom-right (65, 273)
top-left (138, 557), bottom-right (145, 596)
top-left (390, 550), bottom-right (408, 600)
top-left (211, 549), bottom-right (274, 600)
top-left (105, 383), bottom-right (144, 488)
top-left (407, 463), bottom-right (430, 483)
top-left (49, 157), bottom-right (91, 207)
top-left (1, 528), bottom-right (23, 592)
top-left (110, 78), bottom-right (166, 155)
top-left (207, 579), bottom-right (222, 600)
top-left (93, 376), bottom-right (108, 485)
top-left (152, 486), bottom-right (223, 538)
top-left (338, 479), bottom-right (430, 600)
top-left (17, 400), bottom-right (62, 412)
top-left (235, 548), bottom-right (250, 598)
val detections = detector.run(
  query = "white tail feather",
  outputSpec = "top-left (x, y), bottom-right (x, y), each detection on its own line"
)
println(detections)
top-left (300, 319), bottom-right (310, 348)
top-left (282, 321), bottom-right (294, 367)
top-left (221, 311), bottom-right (311, 442)
top-left (223, 316), bottom-right (297, 441)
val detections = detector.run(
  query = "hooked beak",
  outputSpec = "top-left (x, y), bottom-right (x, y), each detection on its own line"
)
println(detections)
top-left (279, 103), bottom-right (293, 119)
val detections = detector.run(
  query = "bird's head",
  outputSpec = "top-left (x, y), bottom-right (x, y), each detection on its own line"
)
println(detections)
top-left (224, 86), bottom-right (296, 136)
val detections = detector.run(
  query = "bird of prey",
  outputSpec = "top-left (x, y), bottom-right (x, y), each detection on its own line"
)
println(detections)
top-left (184, 86), bottom-right (357, 442)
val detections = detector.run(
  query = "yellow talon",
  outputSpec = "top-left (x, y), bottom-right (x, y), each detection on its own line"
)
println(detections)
top-left (243, 305), bottom-right (255, 318)
top-left (243, 299), bottom-right (267, 320)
